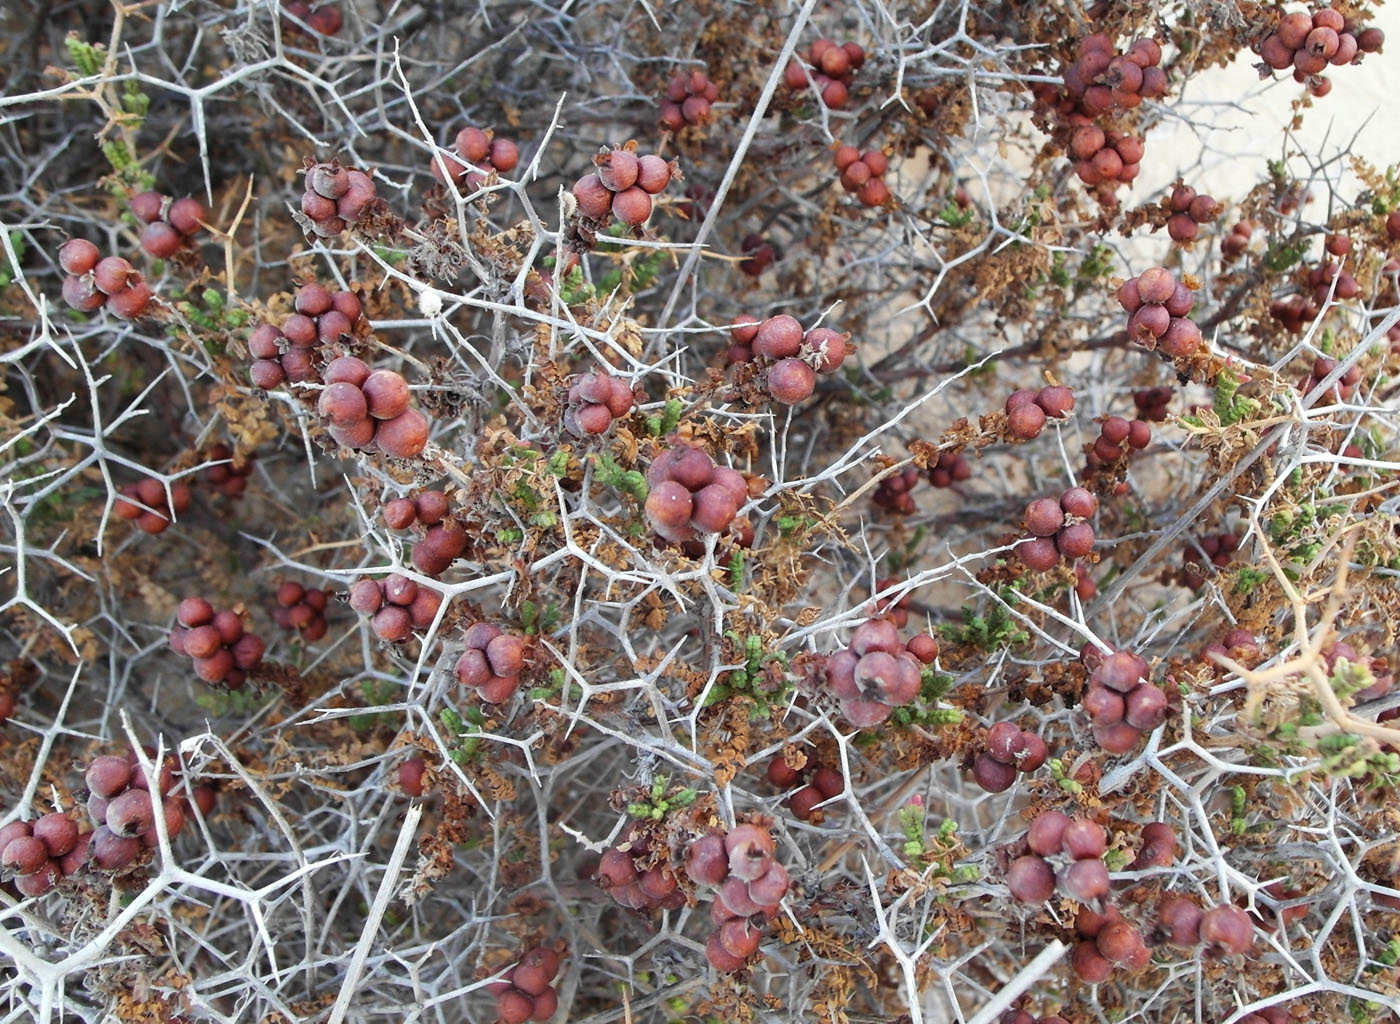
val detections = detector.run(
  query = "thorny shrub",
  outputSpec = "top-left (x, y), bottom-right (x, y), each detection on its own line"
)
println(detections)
top-left (2, 1), bottom-right (1400, 1023)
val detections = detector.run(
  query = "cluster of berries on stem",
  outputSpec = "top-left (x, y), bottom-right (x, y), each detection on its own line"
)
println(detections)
top-left (381, 490), bottom-right (467, 576)
top-left (1256, 7), bottom-right (1382, 97)
top-left (766, 755), bottom-right (843, 821)
top-left (823, 617), bottom-right (937, 727)
top-left (131, 191), bottom-right (205, 259)
top-left (299, 161), bottom-right (377, 237)
top-left (453, 623), bottom-right (527, 703)
top-left (597, 823), bottom-right (684, 912)
top-left (972, 722), bottom-right (1048, 793)
top-left (203, 442), bottom-right (254, 496)
top-left (1086, 415), bottom-right (1151, 469)
top-left (1165, 184), bottom-right (1221, 243)
top-left (83, 749), bottom-right (191, 872)
top-left (1119, 266), bottom-right (1202, 358)
top-left (1005, 810), bottom-right (1110, 907)
top-left (644, 443), bottom-right (750, 546)
top-left (272, 581), bottom-right (331, 642)
top-left (489, 947), bottom-right (561, 1024)
top-left (873, 466), bottom-right (921, 514)
top-left (169, 598), bottom-right (265, 687)
top-left (114, 476), bottom-right (191, 534)
top-left (729, 314), bottom-right (848, 404)
top-left (1180, 531), bottom-right (1241, 587)
top-left (58, 239), bottom-right (155, 319)
top-left (317, 355), bottom-right (431, 458)
top-left (659, 69), bottom-right (718, 130)
top-left (1080, 646), bottom-right (1166, 753)
top-left (431, 126), bottom-right (519, 192)
top-left (563, 371), bottom-right (636, 437)
top-left (1016, 486), bottom-right (1098, 571)
top-left (248, 281), bottom-right (366, 389)
top-left (572, 144), bottom-right (679, 228)
top-left (1, 812), bottom-right (82, 897)
top-left (1005, 385), bottom-right (1075, 440)
top-left (1221, 219), bottom-right (1259, 261)
top-left (783, 38), bottom-right (865, 109)
top-left (348, 574), bottom-right (442, 643)
top-left (833, 145), bottom-right (890, 207)
top-left (684, 821), bottom-right (790, 971)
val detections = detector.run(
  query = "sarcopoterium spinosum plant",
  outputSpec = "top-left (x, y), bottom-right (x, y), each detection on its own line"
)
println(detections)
top-left (3, 3), bottom-right (1400, 1023)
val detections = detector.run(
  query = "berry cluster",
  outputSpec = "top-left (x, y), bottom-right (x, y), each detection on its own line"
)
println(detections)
top-left (83, 750), bottom-right (188, 872)
top-left (1154, 896), bottom-right (1254, 956)
top-left (873, 466), bottom-right (920, 514)
top-left (114, 477), bottom-right (192, 534)
top-left (490, 947), bottom-right (561, 1024)
top-left (1221, 219), bottom-right (1258, 261)
top-left (971, 722), bottom-right (1049, 793)
top-left (1060, 34), bottom-right (1167, 116)
top-left (738, 234), bottom-right (779, 277)
top-left (1080, 647), bottom-right (1166, 753)
top-left (1202, 628), bottom-right (1262, 669)
top-left (684, 822), bottom-right (790, 971)
top-left (430, 125), bottom-right (519, 191)
top-left (453, 623), bottom-right (527, 702)
top-left (1181, 531), bottom-right (1240, 586)
top-left (281, 1), bottom-right (342, 36)
top-left (0, 812), bottom-right (82, 897)
top-left (872, 576), bottom-right (914, 628)
top-left (1086, 415), bottom-right (1151, 468)
top-left (824, 617), bottom-right (937, 728)
top-left (659, 69), bottom-right (719, 130)
top-left (1005, 810), bottom-right (1110, 905)
top-left (833, 145), bottom-right (890, 207)
top-left (383, 489), bottom-right (450, 530)
top-left (572, 145), bottom-right (679, 228)
top-left (766, 755), bottom-right (844, 821)
top-left (204, 443), bottom-right (255, 496)
top-left (1165, 184), bottom-right (1221, 243)
top-left (58, 240), bottom-right (155, 319)
top-left (1070, 903), bottom-right (1151, 981)
top-left (131, 191), bottom-right (205, 259)
top-left (169, 598), bottom-right (265, 687)
top-left (783, 38), bottom-right (865, 109)
top-left (272, 581), bottom-right (331, 642)
top-left (1016, 486), bottom-right (1098, 571)
top-left (1273, 260), bottom-right (1366, 332)
top-left (300, 161), bottom-right (377, 237)
top-left (1132, 386), bottom-right (1172, 421)
top-left (644, 444), bottom-right (749, 544)
top-left (597, 824), bottom-right (684, 912)
top-left (1302, 355), bottom-right (1362, 402)
top-left (1068, 125), bottom-right (1144, 193)
top-left (1128, 821), bottom-right (1177, 870)
top-left (1005, 385), bottom-right (1075, 440)
top-left (248, 282), bottom-right (366, 388)
top-left (927, 450), bottom-right (972, 488)
top-left (381, 490), bottom-right (468, 575)
top-left (318, 355), bottom-right (431, 458)
top-left (1118, 266), bottom-right (1202, 358)
top-left (564, 371), bottom-right (635, 436)
top-left (348, 574), bottom-right (442, 643)
top-left (1257, 8), bottom-right (1382, 96)
top-left (736, 315), bottom-right (848, 404)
